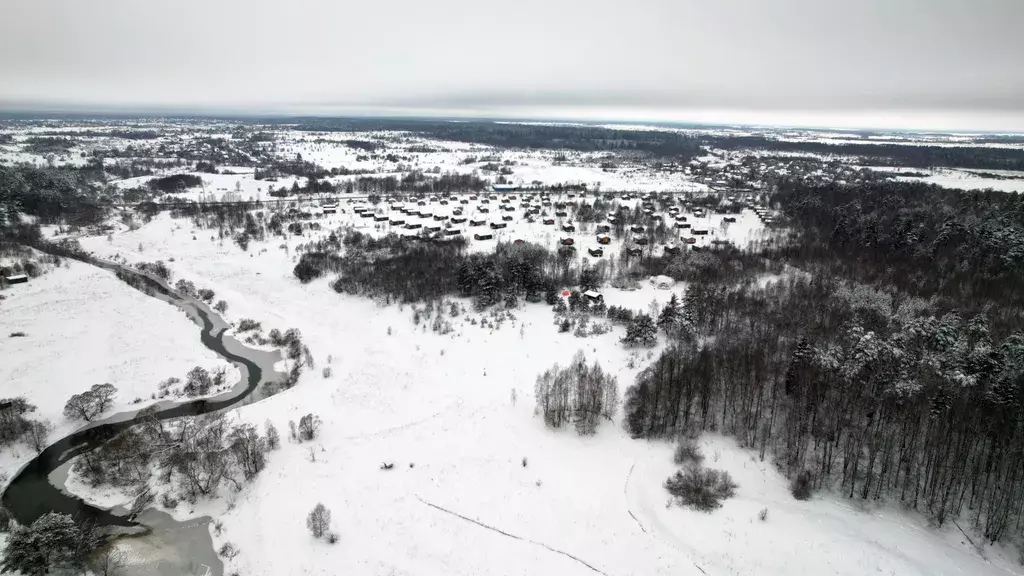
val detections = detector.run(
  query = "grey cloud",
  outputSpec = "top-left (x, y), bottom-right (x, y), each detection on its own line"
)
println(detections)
top-left (0, 0), bottom-right (1022, 130)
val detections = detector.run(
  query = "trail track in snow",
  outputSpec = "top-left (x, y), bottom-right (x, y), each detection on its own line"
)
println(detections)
top-left (415, 495), bottom-right (611, 576)
top-left (624, 458), bottom-right (711, 576)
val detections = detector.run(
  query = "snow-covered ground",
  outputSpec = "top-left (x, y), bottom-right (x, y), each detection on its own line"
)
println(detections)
top-left (892, 168), bottom-right (1024, 193)
top-left (58, 208), bottom-right (1019, 576)
top-left (0, 260), bottom-right (238, 481)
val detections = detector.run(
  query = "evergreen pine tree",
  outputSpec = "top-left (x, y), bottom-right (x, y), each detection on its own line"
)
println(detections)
top-left (622, 313), bottom-right (657, 347)
top-left (658, 293), bottom-right (681, 334)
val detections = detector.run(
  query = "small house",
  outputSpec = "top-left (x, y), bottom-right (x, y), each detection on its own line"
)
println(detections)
top-left (405, 222), bottom-right (422, 230)
top-left (490, 222), bottom-right (507, 229)
top-left (502, 214), bottom-right (513, 221)
top-left (434, 214), bottom-right (448, 221)
top-left (596, 235), bottom-right (611, 245)
top-left (596, 224), bottom-right (611, 234)
top-left (5, 274), bottom-right (28, 285)
top-left (474, 232), bottom-right (494, 240)
top-left (470, 218), bottom-right (486, 227)
top-left (555, 210), bottom-right (568, 217)
top-left (583, 290), bottom-right (603, 303)
top-left (478, 207), bottom-right (490, 213)
top-left (588, 247), bottom-right (604, 257)
top-left (360, 212), bottom-right (374, 219)
top-left (445, 228), bottom-right (462, 236)
top-left (626, 247), bottom-right (643, 256)
top-left (676, 222), bottom-right (691, 229)
top-left (630, 225), bottom-right (645, 234)
top-left (322, 204), bottom-right (338, 214)
top-left (723, 216), bottom-right (737, 223)
top-left (390, 218), bottom-right (406, 225)
top-left (543, 218), bottom-right (555, 225)
top-left (664, 245), bottom-right (681, 256)
top-left (692, 228), bottom-right (709, 236)
top-left (562, 224), bottom-right (576, 233)
top-left (635, 237), bottom-right (649, 245)
top-left (649, 275), bottom-right (675, 289)
top-left (451, 216), bottom-right (467, 224)
top-left (560, 237), bottom-right (575, 246)
top-left (426, 225), bottom-right (442, 233)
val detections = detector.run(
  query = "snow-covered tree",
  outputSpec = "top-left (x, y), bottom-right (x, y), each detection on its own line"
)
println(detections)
top-left (621, 313), bottom-right (657, 347)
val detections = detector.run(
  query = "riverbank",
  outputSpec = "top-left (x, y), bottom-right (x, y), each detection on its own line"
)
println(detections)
top-left (1, 254), bottom-right (288, 576)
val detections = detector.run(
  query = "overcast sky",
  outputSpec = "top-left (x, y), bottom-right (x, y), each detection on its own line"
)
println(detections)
top-left (2, 0), bottom-right (1023, 131)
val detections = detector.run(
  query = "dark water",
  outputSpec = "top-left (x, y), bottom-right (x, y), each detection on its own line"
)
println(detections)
top-left (2, 259), bottom-right (284, 530)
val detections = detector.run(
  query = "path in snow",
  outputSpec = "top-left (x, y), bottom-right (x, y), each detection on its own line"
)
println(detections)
top-left (415, 495), bottom-right (611, 576)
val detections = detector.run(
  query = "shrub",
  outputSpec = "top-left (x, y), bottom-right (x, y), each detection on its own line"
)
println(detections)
top-left (197, 288), bottom-right (215, 302)
top-left (161, 492), bottom-right (179, 509)
top-left (664, 466), bottom-right (737, 512)
top-left (218, 542), bottom-right (239, 559)
top-left (237, 318), bottom-right (261, 332)
top-left (673, 439), bottom-right (705, 466)
top-left (790, 470), bottom-right (814, 501)
top-left (9, 332), bottom-right (26, 338)
top-left (758, 507), bottom-right (769, 521)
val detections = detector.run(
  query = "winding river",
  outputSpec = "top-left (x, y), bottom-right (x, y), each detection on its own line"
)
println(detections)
top-left (2, 255), bottom-right (287, 574)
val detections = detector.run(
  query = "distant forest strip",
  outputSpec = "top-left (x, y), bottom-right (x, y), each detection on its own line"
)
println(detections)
top-left (713, 136), bottom-right (1024, 171)
top-left (281, 117), bottom-right (706, 160)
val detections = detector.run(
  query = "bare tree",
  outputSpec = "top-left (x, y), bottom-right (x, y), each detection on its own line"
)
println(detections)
top-left (228, 424), bottom-right (266, 480)
top-left (265, 420), bottom-right (280, 450)
top-left (63, 392), bottom-right (97, 421)
top-left (298, 414), bottom-right (321, 442)
top-left (90, 384), bottom-right (117, 413)
top-left (306, 503), bottom-right (331, 539)
top-left (26, 419), bottom-right (51, 453)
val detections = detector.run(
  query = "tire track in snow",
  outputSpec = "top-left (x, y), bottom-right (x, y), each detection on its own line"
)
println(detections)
top-left (624, 459), bottom-right (710, 576)
top-left (415, 495), bottom-right (611, 576)
top-left (623, 462), bottom-right (647, 534)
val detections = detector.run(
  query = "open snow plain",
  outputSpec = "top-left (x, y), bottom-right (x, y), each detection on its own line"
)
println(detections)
top-left (48, 194), bottom-right (1018, 576)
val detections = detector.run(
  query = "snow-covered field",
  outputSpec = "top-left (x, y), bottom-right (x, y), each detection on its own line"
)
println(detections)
top-left (893, 168), bottom-right (1024, 193)
top-left (5, 119), bottom-right (1024, 576)
top-left (54, 206), bottom-right (1018, 576)
top-left (0, 261), bottom-right (238, 479)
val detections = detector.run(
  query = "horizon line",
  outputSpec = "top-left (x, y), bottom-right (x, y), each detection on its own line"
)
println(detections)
top-left (1, 103), bottom-right (1023, 135)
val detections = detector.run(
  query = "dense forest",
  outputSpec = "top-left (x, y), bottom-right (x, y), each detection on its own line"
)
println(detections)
top-left (714, 136), bottom-right (1024, 171)
top-left (621, 178), bottom-right (1024, 549)
top-left (279, 117), bottom-right (706, 160)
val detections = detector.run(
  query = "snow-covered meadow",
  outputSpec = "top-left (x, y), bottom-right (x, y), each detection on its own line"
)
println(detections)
top-left (5, 119), bottom-right (1024, 576)
top-left (0, 260), bottom-right (238, 481)
top-left (45, 197), bottom-right (1017, 576)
